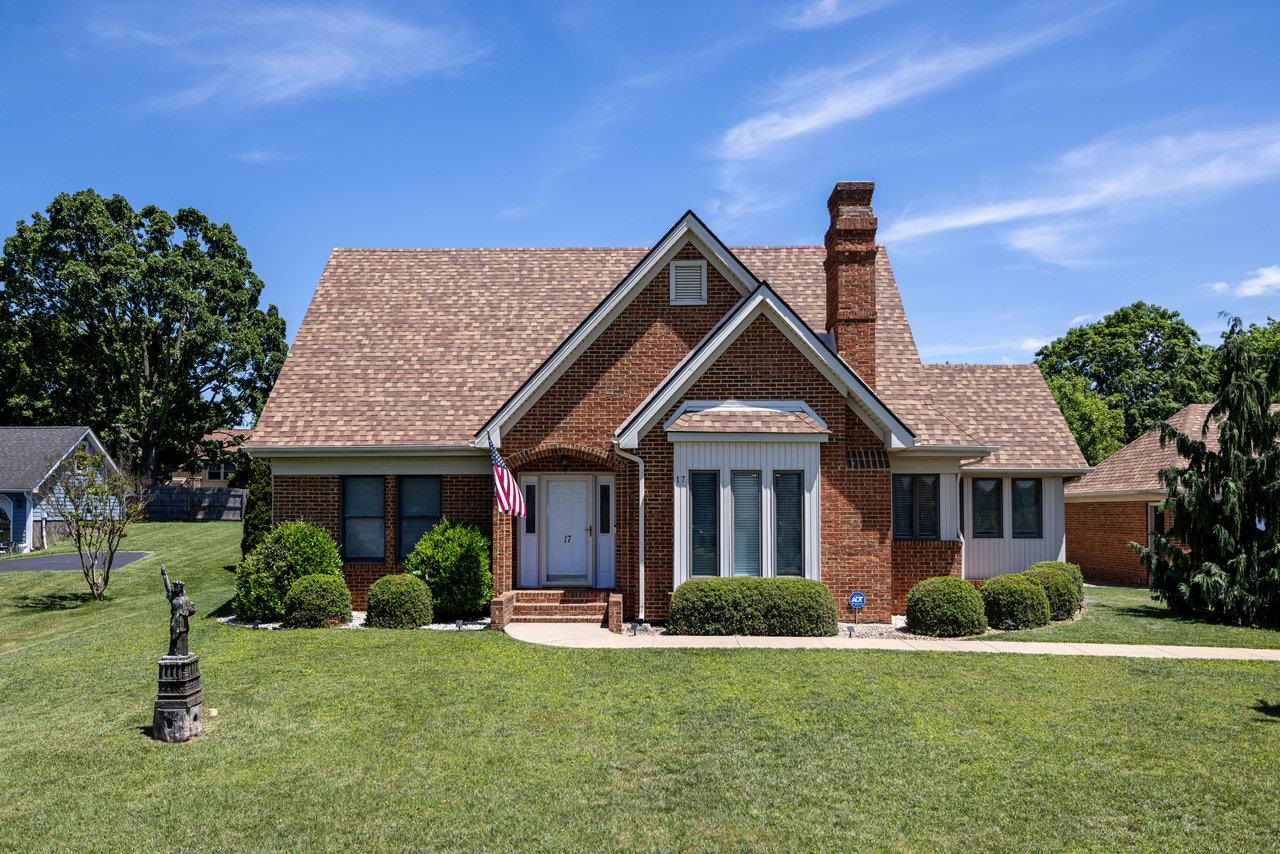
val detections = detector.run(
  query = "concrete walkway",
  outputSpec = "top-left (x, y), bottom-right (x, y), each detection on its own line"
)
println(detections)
top-left (505, 622), bottom-right (1280, 661)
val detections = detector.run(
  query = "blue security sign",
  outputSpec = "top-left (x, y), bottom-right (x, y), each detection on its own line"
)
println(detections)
top-left (847, 591), bottom-right (866, 610)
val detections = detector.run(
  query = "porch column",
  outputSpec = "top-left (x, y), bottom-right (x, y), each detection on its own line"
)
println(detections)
top-left (491, 505), bottom-right (513, 595)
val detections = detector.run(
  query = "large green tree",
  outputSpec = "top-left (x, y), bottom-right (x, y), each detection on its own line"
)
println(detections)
top-left (1036, 301), bottom-right (1214, 447)
top-left (1136, 318), bottom-right (1280, 627)
top-left (0, 189), bottom-right (286, 481)
top-left (1045, 373), bottom-right (1125, 465)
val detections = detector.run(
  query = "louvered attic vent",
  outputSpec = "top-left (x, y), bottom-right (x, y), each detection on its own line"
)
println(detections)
top-left (669, 259), bottom-right (708, 305)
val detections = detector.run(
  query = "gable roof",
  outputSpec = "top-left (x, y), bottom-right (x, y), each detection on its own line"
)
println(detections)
top-left (1065, 404), bottom-right (1280, 498)
top-left (617, 285), bottom-right (913, 449)
top-left (666, 402), bottom-right (827, 436)
top-left (252, 240), bottom-right (825, 451)
top-left (0, 426), bottom-right (97, 491)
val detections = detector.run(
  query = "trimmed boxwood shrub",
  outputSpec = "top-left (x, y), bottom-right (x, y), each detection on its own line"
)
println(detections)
top-left (667, 577), bottom-right (838, 636)
top-left (404, 519), bottom-right (493, 619)
top-left (233, 521), bottom-right (343, 622)
top-left (1021, 565), bottom-right (1078, 621)
top-left (981, 573), bottom-right (1051, 630)
top-left (1028, 560), bottom-right (1084, 607)
top-left (905, 576), bottom-right (987, 637)
top-left (283, 573), bottom-right (352, 628)
top-left (367, 573), bottom-right (433, 629)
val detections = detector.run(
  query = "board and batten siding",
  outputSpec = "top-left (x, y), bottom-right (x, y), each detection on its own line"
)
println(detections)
top-left (671, 441), bottom-right (821, 585)
top-left (961, 476), bottom-right (1066, 579)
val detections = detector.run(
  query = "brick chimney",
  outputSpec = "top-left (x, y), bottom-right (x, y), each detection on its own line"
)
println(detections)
top-left (824, 181), bottom-right (878, 388)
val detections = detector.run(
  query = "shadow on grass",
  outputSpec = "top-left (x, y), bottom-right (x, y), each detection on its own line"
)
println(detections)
top-left (205, 596), bottom-right (236, 620)
top-left (10, 592), bottom-right (99, 611)
top-left (1254, 700), bottom-right (1280, 721)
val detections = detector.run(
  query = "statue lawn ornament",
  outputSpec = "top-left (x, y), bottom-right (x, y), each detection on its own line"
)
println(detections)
top-left (152, 565), bottom-right (204, 742)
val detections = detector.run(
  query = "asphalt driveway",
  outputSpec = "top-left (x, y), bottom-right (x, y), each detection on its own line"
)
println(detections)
top-left (0, 551), bottom-right (148, 571)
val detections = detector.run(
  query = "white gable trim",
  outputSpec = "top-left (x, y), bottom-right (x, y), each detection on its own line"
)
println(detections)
top-left (663, 400), bottom-right (829, 443)
top-left (34, 428), bottom-right (121, 492)
top-left (615, 286), bottom-right (914, 450)
top-left (473, 211), bottom-right (760, 448)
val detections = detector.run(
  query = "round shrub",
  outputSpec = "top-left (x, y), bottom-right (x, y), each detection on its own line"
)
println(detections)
top-left (905, 576), bottom-right (987, 637)
top-left (980, 573), bottom-right (1051, 630)
top-left (1021, 565), bottom-right (1078, 621)
top-left (404, 519), bottom-right (493, 619)
top-left (1028, 560), bottom-right (1084, 607)
top-left (367, 573), bottom-right (433, 629)
top-left (667, 577), bottom-right (837, 636)
top-left (283, 573), bottom-right (352, 628)
top-left (233, 521), bottom-right (343, 622)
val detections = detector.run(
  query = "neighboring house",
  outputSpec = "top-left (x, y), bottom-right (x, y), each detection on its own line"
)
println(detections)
top-left (169, 429), bottom-right (253, 487)
top-left (0, 426), bottom-right (121, 553)
top-left (248, 182), bottom-right (1086, 625)
top-left (1064, 402), bottom-right (1276, 585)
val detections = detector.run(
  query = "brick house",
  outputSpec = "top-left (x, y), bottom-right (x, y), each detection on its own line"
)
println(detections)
top-left (248, 182), bottom-right (1086, 627)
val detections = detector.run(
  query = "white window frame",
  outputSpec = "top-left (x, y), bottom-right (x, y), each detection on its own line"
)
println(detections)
top-left (668, 259), bottom-right (708, 305)
top-left (672, 440), bottom-right (821, 586)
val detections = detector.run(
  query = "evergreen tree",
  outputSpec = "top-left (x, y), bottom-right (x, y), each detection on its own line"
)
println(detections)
top-left (1137, 317), bottom-right (1280, 627)
top-left (239, 458), bottom-right (274, 557)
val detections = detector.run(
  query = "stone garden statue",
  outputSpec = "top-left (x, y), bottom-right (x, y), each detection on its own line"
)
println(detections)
top-left (161, 565), bottom-right (196, 656)
top-left (154, 565), bottom-right (203, 741)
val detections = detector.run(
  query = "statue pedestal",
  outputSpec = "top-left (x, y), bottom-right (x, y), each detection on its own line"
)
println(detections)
top-left (153, 654), bottom-right (203, 742)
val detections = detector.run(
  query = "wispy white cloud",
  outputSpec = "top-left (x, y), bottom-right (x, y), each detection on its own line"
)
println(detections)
top-left (779, 0), bottom-right (898, 31)
top-left (882, 124), bottom-right (1280, 247)
top-left (1205, 265), bottom-right (1280, 298)
top-left (1019, 337), bottom-right (1050, 352)
top-left (1069, 313), bottom-right (1094, 325)
top-left (233, 148), bottom-right (293, 166)
top-left (93, 4), bottom-right (485, 108)
top-left (717, 21), bottom-right (1081, 161)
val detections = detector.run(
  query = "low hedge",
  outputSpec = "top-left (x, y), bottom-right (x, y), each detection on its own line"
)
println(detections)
top-left (981, 573), bottom-right (1051, 630)
top-left (667, 577), bottom-right (837, 637)
top-left (283, 573), bottom-right (352, 628)
top-left (905, 576), bottom-right (987, 637)
top-left (1027, 561), bottom-right (1084, 607)
top-left (367, 573), bottom-right (433, 629)
top-left (1021, 565), bottom-right (1078, 621)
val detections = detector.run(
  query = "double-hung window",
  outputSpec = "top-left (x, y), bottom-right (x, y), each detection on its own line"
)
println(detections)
top-left (773, 471), bottom-right (804, 576)
top-left (397, 476), bottom-right (442, 561)
top-left (343, 476), bottom-right (385, 561)
top-left (892, 474), bottom-right (940, 540)
top-left (731, 471), bottom-right (762, 576)
top-left (689, 471), bottom-right (719, 576)
top-left (972, 478), bottom-right (1003, 539)
top-left (1011, 478), bottom-right (1042, 539)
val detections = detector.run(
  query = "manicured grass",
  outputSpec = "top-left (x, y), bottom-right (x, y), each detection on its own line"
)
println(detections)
top-left (2, 523), bottom-right (1280, 851)
top-left (982, 583), bottom-right (1280, 649)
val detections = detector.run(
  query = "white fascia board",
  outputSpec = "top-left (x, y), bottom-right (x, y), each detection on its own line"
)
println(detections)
top-left (666, 432), bottom-right (829, 443)
top-left (616, 288), bottom-right (914, 449)
top-left (246, 444), bottom-right (486, 459)
top-left (962, 467), bottom-right (1094, 477)
top-left (473, 212), bottom-right (760, 449)
top-left (1063, 489), bottom-right (1166, 503)
top-left (891, 444), bottom-right (999, 458)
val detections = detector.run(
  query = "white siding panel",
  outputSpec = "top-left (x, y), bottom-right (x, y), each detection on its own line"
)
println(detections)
top-left (962, 476), bottom-right (1066, 579)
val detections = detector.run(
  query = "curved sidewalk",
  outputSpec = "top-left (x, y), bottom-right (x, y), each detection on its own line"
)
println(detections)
top-left (504, 623), bottom-right (1280, 661)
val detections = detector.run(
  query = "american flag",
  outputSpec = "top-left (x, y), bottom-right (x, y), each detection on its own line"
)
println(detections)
top-left (489, 440), bottom-right (525, 517)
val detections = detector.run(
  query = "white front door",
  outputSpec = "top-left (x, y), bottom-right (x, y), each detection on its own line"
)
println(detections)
top-left (543, 478), bottom-right (591, 586)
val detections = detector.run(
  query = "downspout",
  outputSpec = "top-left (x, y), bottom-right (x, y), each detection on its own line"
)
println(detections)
top-left (612, 444), bottom-right (645, 622)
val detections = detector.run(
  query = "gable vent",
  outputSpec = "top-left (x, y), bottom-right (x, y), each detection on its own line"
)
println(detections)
top-left (669, 259), bottom-right (708, 305)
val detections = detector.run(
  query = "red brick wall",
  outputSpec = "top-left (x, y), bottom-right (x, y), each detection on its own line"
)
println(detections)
top-left (890, 539), bottom-right (964, 613)
top-left (1065, 500), bottom-right (1150, 585)
top-left (273, 473), bottom-right (491, 608)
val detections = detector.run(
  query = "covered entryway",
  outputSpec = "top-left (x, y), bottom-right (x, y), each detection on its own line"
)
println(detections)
top-left (518, 472), bottom-right (616, 589)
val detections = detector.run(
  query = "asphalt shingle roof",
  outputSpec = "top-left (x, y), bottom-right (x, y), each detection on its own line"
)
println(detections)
top-left (0, 426), bottom-right (90, 491)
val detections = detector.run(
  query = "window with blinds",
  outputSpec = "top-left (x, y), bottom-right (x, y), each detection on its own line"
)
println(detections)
top-left (731, 470), bottom-right (762, 576)
top-left (343, 476), bottom-right (385, 561)
top-left (1011, 478), bottom-right (1042, 539)
top-left (892, 474), bottom-right (939, 540)
top-left (690, 471), bottom-right (718, 576)
top-left (669, 259), bottom-right (707, 305)
top-left (774, 471), bottom-right (803, 576)
top-left (972, 477), bottom-right (1003, 538)
top-left (397, 476), bottom-right (442, 561)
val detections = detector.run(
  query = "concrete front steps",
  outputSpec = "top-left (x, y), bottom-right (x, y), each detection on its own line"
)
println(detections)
top-left (491, 589), bottom-right (624, 633)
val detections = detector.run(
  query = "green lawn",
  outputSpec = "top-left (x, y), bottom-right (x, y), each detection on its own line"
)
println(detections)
top-left (979, 583), bottom-right (1280, 649)
top-left (2, 523), bottom-right (1280, 852)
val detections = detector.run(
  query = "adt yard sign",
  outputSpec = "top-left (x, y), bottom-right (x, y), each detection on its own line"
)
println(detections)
top-left (847, 591), bottom-right (866, 610)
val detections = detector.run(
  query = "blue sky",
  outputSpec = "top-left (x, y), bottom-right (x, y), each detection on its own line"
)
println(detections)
top-left (1, 0), bottom-right (1278, 362)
